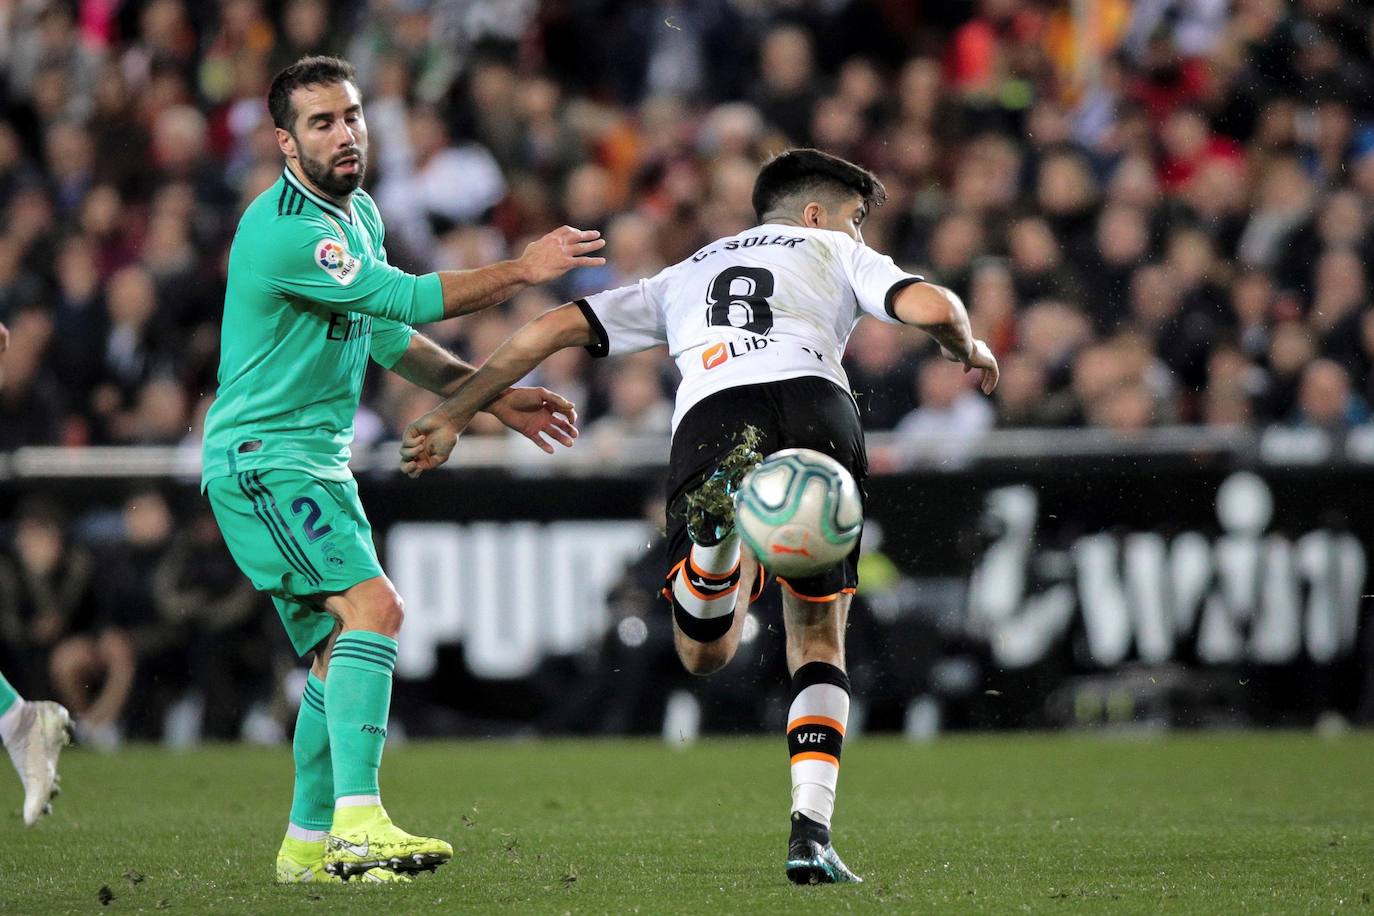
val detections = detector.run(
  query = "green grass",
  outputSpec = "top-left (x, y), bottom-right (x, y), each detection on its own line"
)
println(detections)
top-left (1, 733), bottom-right (1371, 914)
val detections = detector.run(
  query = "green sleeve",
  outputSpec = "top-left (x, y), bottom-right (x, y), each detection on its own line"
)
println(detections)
top-left (369, 317), bottom-right (415, 368)
top-left (254, 217), bottom-right (445, 324)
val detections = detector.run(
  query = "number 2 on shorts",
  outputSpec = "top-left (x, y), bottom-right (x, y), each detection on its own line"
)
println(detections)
top-left (292, 496), bottom-right (334, 542)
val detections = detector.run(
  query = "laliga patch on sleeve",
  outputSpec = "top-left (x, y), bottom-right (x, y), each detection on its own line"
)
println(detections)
top-left (315, 239), bottom-right (361, 286)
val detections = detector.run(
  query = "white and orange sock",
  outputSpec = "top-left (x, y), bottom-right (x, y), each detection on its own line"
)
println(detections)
top-left (666, 538), bottom-right (742, 643)
top-left (786, 661), bottom-right (850, 828)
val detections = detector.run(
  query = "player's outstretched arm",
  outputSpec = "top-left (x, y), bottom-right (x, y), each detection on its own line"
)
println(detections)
top-left (892, 282), bottom-right (999, 394)
top-left (434, 226), bottom-right (606, 319)
top-left (390, 333), bottom-right (579, 454)
top-left (399, 303), bottom-right (597, 477)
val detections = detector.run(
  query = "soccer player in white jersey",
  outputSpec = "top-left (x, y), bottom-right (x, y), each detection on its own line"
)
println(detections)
top-left (398, 149), bottom-right (999, 884)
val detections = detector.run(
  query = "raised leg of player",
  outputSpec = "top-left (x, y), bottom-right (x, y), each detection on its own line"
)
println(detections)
top-left (0, 669), bottom-right (72, 826)
top-left (781, 590), bottom-right (861, 884)
top-left (317, 577), bottom-right (452, 879)
top-left (669, 541), bottom-right (763, 674)
top-left (669, 428), bottom-right (766, 674)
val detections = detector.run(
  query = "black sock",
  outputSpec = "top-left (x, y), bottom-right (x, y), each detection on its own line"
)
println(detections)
top-left (790, 811), bottom-right (830, 847)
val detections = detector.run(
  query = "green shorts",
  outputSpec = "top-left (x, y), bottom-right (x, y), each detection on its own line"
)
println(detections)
top-left (206, 469), bottom-right (384, 656)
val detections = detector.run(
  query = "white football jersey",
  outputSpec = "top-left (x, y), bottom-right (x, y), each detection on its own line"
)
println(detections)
top-left (578, 224), bottom-right (923, 431)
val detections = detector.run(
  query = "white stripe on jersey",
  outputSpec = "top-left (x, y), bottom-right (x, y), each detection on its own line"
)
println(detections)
top-left (580, 225), bottom-right (922, 430)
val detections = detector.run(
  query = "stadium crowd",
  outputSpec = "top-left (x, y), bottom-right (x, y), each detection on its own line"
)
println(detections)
top-left (3, 0), bottom-right (1374, 454)
top-left (4, 0), bottom-right (1374, 741)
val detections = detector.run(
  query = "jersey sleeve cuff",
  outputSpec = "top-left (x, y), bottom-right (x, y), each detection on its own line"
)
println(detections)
top-left (575, 298), bottom-right (610, 358)
top-left (413, 272), bottom-right (444, 324)
top-left (884, 276), bottom-right (926, 323)
top-left (370, 325), bottom-right (415, 369)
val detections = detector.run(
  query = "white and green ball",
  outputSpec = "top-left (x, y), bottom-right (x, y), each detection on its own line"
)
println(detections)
top-left (733, 448), bottom-right (863, 578)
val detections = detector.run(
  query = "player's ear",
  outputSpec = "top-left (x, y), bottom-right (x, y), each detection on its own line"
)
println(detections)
top-left (802, 201), bottom-right (826, 229)
top-left (275, 127), bottom-right (297, 159)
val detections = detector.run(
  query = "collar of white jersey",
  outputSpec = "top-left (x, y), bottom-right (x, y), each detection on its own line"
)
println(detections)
top-left (282, 166), bottom-right (355, 225)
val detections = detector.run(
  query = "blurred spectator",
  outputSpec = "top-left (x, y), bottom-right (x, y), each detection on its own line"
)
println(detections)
top-left (1128, 262), bottom-right (1211, 392)
top-left (51, 489), bottom-right (181, 747)
top-left (1204, 343), bottom-right (1264, 429)
top-left (91, 265), bottom-right (174, 442)
top-left (1294, 358), bottom-right (1370, 430)
top-left (1229, 269), bottom-right (1276, 363)
top-left (993, 353), bottom-right (1054, 428)
top-left (1006, 215), bottom-right (1085, 306)
top-left (751, 24), bottom-right (818, 145)
top-left (604, 212), bottom-right (666, 286)
top-left (585, 354), bottom-right (673, 456)
top-left (1238, 156), bottom-right (1316, 268)
top-left (1204, 380), bottom-right (1255, 429)
top-left (8, 4), bottom-right (103, 125)
top-left (0, 500), bottom-right (94, 700)
top-left (151, 508), bottom-right (269, 740)
top-left (892, 359), bottom-right (995, 466)
top-left (844, 317), bottom-right (918, 431)
top-left (268, 0), bottom-right (335, 76)
top-left (1084, 205), bottom-right (1150, 331)
top-left (1263, 320), bottom-right (1319, 421)
top-left (0, 308), bottom-right (65, 450)
top-left (1098, 382), bottom-right (1157, 433)
top-left (87, 62), bottom-right (150, 193)
top-left (1309, 247), bottom-right (1368, 370)
top-left (966, 259), bottom-right (1018, 356)
top-left (1157, 105), bottom-right (1243, 194)
top-left (44, 120), bottom-right (95, 216)
top-left (1036, 148), bottom-right (1099, 261)
top-left (1274, 188), bottom-right (1367, 297)
top-left (1019, 300), bottom-right (1093, 391)
top-left (927, 211), bottom-right (987, 293)
top-left (375, 106), bottom-right (506, 264)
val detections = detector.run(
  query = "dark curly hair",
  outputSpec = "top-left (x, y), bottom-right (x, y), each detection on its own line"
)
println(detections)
top-left (751, 148), bottom-right (888, 222)
top-left (267, 56), bottom-right (358, 133)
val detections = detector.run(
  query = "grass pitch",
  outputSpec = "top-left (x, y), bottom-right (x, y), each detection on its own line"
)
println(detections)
top-left (0, 733), bottom-right (1370, 914)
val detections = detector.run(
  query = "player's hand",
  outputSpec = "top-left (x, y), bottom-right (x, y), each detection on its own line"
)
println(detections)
top-left (938, 340), bottom-right (999, 394)
top-left (486, 386), bottom-right (579, 454)
top-left (519, 226), bottom-right (606, 284)
top-left (961, 339), bottom-right (999, 395)
top-left (399, 409), bottom-right (461, 478)
top-left (0, 321), bottom-right (9, 354)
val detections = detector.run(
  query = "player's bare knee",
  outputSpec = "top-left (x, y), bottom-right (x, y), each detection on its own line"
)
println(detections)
top-left (354, 592), bottom-right (404, 636)
top-left (380, 593), bottom-right (405, 634)
top-left (674, 630), bottom-right (737, 676)
top-left (669, 606), bottom-right (740, 674)
top-left (326, 577), bottom-right (405, 636)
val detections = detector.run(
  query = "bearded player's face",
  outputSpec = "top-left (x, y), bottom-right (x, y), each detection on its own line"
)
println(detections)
top-left (283, 80), bottom-right (368, 199)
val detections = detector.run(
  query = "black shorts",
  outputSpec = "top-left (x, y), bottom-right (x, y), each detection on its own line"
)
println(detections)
top-left (666, 376), bottom-right (867, 600)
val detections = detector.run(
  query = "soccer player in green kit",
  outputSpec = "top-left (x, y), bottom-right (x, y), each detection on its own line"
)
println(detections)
top-left (201, 57), bottom-right (605, 885)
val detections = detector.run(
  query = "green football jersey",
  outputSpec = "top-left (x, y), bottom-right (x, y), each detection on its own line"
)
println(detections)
top-left (201, 166), bottom-right (444, 488)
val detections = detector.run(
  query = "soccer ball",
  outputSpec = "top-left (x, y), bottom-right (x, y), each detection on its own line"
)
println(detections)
top-left (733, 448), bottom-right (863, 578)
